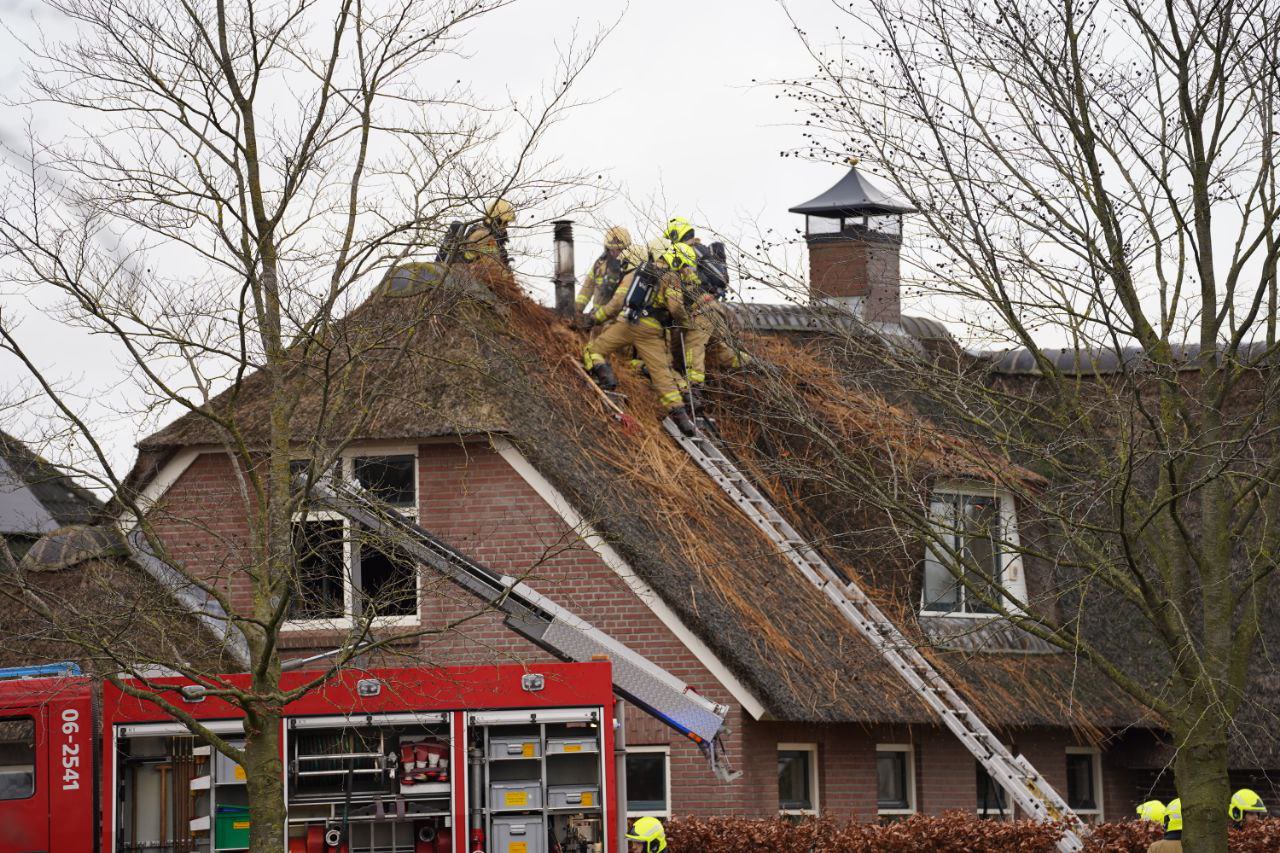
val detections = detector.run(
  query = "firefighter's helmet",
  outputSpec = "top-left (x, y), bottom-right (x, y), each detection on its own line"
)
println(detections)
top-left (1135, 800), bottom-right (1167, 824)
top-left (664, 217), bottom-right (694, 243)
top-left (604, 225), bottom-right (632, 250)
top-left (621, 242), bottom-right (647, 270)
top-left (1230, 788), bottom-right (1267, 821)
top-left (484, 198), bottom-right (515, 226)
top-left (625, 816), bottom-right (667, 852)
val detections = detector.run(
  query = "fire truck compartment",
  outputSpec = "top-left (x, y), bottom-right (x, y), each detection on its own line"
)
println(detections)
top-left (472, 710), bottom-right (607, 853)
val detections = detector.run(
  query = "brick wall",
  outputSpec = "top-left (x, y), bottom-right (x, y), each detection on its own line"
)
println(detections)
top-left (146, 442), bottom-right (1151, 822)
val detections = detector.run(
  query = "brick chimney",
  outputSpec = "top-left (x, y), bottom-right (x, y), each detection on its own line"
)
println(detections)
top-left (789, 164), bottom-right (914, 324)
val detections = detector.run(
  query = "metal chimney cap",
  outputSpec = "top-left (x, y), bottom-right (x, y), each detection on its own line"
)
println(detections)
top-left (788, 164), bottom-right (916, 217)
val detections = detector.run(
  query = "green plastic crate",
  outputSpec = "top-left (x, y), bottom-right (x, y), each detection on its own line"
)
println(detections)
top-left (215, 805), bottom-right (251, 850)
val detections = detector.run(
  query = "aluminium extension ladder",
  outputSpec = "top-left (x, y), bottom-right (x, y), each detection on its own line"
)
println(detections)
top-left (662, 418), bottom-right (1086, 852)
top-left (305, 476), bottom-right (740, 782)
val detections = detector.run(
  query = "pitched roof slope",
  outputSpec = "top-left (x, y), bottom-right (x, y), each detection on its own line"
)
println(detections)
top-left (0, 431), bottom-right (102, 536)
top-left (138, 276), bottom-right (510, 452)
top-left (130, 260), bottom-right (1147, 731)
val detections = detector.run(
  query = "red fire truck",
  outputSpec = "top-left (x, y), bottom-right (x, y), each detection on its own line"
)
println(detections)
top-left (0, 661), bottom-right (620, 853)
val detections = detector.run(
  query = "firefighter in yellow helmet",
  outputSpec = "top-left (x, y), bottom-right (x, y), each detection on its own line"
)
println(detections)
top-left (583, 240), bottom-right (698, 436)
top-left (574, 226), bottom-right (633, 320)
top-left (1147, 797), bottom-right (1182, 852)
top-left (1229, 788), bottom-right (1267, 824)
top-left (664, 216), bottom-right (751, 409)
top-left (626, 816), bottom-right (667, 852)
top-left (460, 198), bottom-right (514, 266)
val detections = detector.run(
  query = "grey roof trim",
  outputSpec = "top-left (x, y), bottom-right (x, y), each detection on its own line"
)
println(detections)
top-left (728, 302), bottom-right (946, 353)
top-left (788, 166), bottom-right (917, 217)
top-left (987, 341), bottom-right (1279, 376)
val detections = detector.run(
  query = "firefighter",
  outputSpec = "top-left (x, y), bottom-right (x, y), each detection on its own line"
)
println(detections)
top-left (625, 816), bottom-right (667, 852)
top-left (663, 216), bottom-right (751, 408)
top-left (1147, 798), bottom-right (1182, 852)
top-left (583, 240), bottom-right (698, 436)
top-left (459, 198), bottom-right (514, 265)
top-left (1229, 788), bottom-right (1267, 824)
top-left (574, 226), bottom-right (633, 320)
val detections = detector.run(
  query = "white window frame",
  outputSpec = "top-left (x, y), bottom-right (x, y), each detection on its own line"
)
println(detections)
top-left (625, 745), bottom-right (671, 819)
top-left (1065, 746), bottom-right (1104, 822)
top-left (286, 446), bottom-right (421, 631)
top-left (777, 742), bottom-right (820, 816)
top-left (875, 743), bottom-right (916, 815)
top-left (920, 482), bottom-right (1027, 618)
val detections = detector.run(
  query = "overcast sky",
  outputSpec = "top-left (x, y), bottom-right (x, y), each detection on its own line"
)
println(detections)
top-left (0, 0), bottom-right (878, 472)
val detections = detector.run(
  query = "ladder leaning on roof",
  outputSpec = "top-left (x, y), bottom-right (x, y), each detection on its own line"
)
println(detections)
top-left (304, 475), bottom-right (740, 783)
top-left (662, 418), bottom-right (1086, 853)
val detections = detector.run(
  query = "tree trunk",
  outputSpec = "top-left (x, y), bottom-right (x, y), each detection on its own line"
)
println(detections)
top-left (243, 702), bottom-right (286, 852)
top-left (1174, 721), bottom-right (1231, 852)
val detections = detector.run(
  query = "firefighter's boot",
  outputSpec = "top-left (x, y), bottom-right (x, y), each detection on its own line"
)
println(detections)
top-left (669, 406), bottom-right (697, 437)
top-left (589, 362), bottom-right (619, 392)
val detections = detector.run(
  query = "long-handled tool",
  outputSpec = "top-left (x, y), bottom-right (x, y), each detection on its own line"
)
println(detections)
top-left (572, 360), bottom-right (637, 432)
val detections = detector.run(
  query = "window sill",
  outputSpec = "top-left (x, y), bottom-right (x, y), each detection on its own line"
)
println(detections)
top-left (779, 809), bottom-right (818, 817)
top-left (919, 610), bottom-right (1000, 620)
top-left (877, 808), bottom-right (916, 816)
top-left (279, 623), bottom-right (424, 651)
top-left (283, 616), bottom-right (421, 633)
top-left (627, 810), bottom-right (671, 819)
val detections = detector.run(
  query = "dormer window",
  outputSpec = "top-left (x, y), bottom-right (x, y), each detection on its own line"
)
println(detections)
top-left (920, 486), bottom-right (1026, 616)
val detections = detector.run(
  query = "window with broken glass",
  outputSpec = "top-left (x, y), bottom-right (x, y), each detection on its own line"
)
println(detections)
top-left (921, 490), bottom-right (1019, 615)
top-left (289, 452), bottom-right (419, 627)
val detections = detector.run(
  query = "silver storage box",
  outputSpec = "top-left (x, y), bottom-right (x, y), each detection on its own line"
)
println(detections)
top-left (489, 734), bottom-right (541, 760)
top-left (491, 815), bottom-right (546, 853)
top-left (547, 783), bottom-right (599, 809)
top-left (490, 779), bottom-right (542, 811)
top-left (545, 736), bottom-right (597, 756)
top-left (214, 745), bottom-right (246, 784)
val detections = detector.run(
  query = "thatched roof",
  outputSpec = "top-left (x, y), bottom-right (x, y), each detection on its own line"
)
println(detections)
top-left (127, 260), bottom-right (1147, 732)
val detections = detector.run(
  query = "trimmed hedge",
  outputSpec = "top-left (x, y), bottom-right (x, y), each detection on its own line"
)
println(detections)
top-left (661, 814), bottom-right (1280, 852)
top-left (665, 813), bottom-right (1063, 852)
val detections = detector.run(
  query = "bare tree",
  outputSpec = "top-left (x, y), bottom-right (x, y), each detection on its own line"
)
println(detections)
top-left (0, 1), bottom-right (605, 848)
top-left (750, 0), bottom-right (1280, 849)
